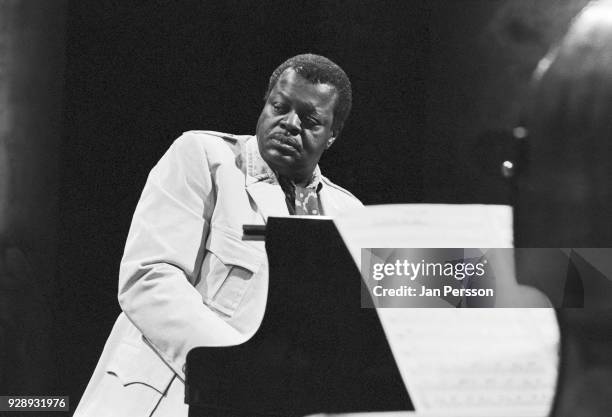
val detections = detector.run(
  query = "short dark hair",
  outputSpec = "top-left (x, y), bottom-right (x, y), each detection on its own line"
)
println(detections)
top-left (265, 54), bottom-right (352, 135)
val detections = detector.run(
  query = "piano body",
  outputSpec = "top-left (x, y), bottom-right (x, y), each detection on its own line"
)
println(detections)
top-left (185, 217), bottom-right (412, 416)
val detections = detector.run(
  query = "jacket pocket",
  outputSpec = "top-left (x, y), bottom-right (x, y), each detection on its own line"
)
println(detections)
top-left (200, 225), bottom-right (264, 317)
top-left (99, 341), bottom-right (176, 416)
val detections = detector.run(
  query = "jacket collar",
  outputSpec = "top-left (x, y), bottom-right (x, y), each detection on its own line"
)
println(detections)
top-left (244, 136), bottom-right (278, 186)
top-left (243, 136), bottom-right (286, 220)
top-left (243, 135), bottom-right (323, 220)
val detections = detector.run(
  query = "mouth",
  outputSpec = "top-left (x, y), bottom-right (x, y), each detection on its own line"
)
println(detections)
top-left (269, 134), bottom-right (301, 153)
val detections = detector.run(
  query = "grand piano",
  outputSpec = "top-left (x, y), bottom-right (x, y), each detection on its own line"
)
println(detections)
top-left (184, 211), bottom-right (612, 417)
top-left (185, 217), bottom-right (413, 417)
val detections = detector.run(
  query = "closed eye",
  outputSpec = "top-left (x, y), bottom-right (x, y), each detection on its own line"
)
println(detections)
top-left (271, 102), bottom-right (288, 114)
top-left (303, 117), bottom-right (321, 128)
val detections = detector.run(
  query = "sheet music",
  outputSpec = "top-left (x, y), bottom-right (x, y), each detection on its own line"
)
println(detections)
top-left (334, 204), bottom-right (514, 265)
top-left (333, 204), bottom-right (559, 416)
top-left (377, 309), bottom-right (558, 415)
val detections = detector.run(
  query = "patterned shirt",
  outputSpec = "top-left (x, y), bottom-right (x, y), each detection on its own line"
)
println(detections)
top-left (243, 135), bottom-right (329, 216)
top-left (277, 174), bottom-right (323, 216)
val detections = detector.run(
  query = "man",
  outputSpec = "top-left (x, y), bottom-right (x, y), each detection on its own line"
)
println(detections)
top-left (74, 54), bottom-right (362, 417)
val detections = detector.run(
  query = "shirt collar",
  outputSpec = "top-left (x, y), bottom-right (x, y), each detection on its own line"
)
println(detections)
top-left (245, 135), bottom-right (322, 190)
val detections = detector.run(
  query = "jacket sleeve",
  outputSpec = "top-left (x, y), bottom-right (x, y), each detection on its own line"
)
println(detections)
top-left (117, 133), bottom-right (245, 381)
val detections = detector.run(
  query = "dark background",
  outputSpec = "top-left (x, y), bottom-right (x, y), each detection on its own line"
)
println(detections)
top-left (0, 0), bottom-right (591, 414)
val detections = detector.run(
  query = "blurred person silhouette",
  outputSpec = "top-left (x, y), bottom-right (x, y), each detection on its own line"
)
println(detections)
top-left (513, 1), bottom-right (612, 415)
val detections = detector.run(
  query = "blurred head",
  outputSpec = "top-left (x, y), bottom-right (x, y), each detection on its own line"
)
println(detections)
top-left (515, 1), bottom-right (612, 247)
top-left (256, 54), bottom-right (352, 184)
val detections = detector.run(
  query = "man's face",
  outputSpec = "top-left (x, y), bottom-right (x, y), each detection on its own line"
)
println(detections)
top-left (256, 68), bottom-right (338, 185)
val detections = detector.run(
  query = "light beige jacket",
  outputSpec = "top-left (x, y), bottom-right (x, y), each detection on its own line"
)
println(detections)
top-left (74, 131), bottom-right (362, 417)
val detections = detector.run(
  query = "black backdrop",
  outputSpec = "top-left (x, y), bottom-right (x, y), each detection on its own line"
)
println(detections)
top-left (49, 0), bottom-right (590, 411)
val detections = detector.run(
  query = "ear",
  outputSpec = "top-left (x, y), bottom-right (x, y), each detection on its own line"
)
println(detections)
top-left (325, 135), bottom-right (337, 150)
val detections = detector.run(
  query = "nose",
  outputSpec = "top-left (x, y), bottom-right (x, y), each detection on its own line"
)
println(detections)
top-left (280, 111), bottom-right (301, 136)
